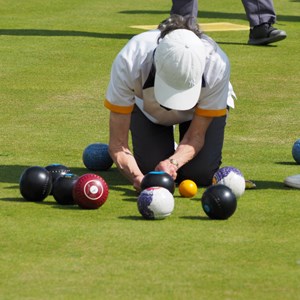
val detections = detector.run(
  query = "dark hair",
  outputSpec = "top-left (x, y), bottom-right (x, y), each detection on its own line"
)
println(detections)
top-left (157, 14), bottom-right (203, 41)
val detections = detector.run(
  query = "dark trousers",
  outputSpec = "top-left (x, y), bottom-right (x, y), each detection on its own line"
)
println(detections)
top-left (241, 0), bottom-right (276, 27)
top-left (171, 0), bottom-right (276, 27)
top-left (130, 105), bottom-right (226, 186)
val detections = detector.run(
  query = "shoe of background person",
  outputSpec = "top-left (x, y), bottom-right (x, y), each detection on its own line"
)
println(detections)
top-left (248, 23), bottom-right (287, 45)
top-left (284, 174), bottom-right (300, 189)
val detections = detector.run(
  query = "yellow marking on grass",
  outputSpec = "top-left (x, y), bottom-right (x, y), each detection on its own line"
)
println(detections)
top-left (130, 22), bottom-right (249, 32)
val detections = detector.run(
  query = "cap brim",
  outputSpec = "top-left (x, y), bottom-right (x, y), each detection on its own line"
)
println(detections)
top-left (154, 73), bottom-right (201, 111)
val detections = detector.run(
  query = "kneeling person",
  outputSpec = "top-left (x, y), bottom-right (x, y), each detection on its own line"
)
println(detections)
top-left (104, 15), bottom-right (236, 191)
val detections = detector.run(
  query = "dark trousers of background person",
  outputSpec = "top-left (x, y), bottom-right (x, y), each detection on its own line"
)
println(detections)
top-left (171, 0), bottom-right (277, 27)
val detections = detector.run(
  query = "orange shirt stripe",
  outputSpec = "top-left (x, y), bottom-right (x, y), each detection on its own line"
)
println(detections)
top-left (104, 99), bottom-right (134, 114)
top-left (195, 107), bottom-right (227, 117)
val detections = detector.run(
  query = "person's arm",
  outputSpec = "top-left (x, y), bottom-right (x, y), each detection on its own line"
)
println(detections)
top-left (108, 111), bottom-right (144, 191)
top-left (155, 114), bottom-right (213, 179)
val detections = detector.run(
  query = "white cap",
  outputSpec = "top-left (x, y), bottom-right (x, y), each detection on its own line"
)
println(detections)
top-left (154, 29), bottom-right (206, 111)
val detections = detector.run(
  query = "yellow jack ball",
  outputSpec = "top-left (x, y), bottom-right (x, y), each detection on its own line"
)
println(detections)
top-left (179, 180), bottom-right (198, 198)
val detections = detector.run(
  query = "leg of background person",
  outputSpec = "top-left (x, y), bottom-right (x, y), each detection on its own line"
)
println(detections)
top-left (171, 0), bottom-right (198, 18)
top-left (130, 105), bottom-right (175, 174)
top-left (176, 115), bottom-right (227, 187)
top-left (242, 0), bottom-right (276, 26)
top-left (241, 0), bottom-right (286, 45)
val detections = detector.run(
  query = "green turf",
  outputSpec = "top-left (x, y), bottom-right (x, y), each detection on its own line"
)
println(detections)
top-left (1, 0), bottom-right (300, 299)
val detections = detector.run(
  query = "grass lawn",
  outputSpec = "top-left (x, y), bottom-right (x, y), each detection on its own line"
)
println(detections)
top-left (0, 0), bottom-right (299, 299)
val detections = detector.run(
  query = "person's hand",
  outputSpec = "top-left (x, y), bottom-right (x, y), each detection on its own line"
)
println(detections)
top-left (133, 175), bottom-right (144, 193)
top-left (155, 160), bottom-right (178, 180)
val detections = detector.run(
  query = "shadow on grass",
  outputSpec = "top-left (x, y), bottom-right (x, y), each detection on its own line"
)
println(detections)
top-left (119, 10), bottom-right (300, 23)
top-left (119, 9), bottom-right (169, 15)
top-left (0, 164), bottom-right (292, 208)
top-left (275, 161), bottom-right (298, 166)
top-left (0, 28), bottom-right (283, 48)
top-left (2, 185), bottom-right (19, 190)
top-left (0, 196), bottom-right (61, 206)
top-left (0, 197), bottom-right (28, 203)
top-left (0, 8), bottom-right (297, 41)
top-left (247, 180), bottom-right (290, 190)
top-left (0, 196), bottom-right (89, 211)
top-left (119, 215), bottom-right (185, 221)
top-left (0, 164), bottom-right (136, 202)
top-left (0, 194), bottom-right (110, 210)
top-left (0, 29), bottom-right (134, 39)
top-left (118, 215), bottom-right (146, 221)
top-left (216, 41), bottom-right (279, 47)
top-left (118, 215), bottom-right (213, 221)
top-left (0, 164), bottom-right (128, 184)
top-left (180, 215), bottom-right (211, 221)
top-left (51, 204), bottom-right (84, 210)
